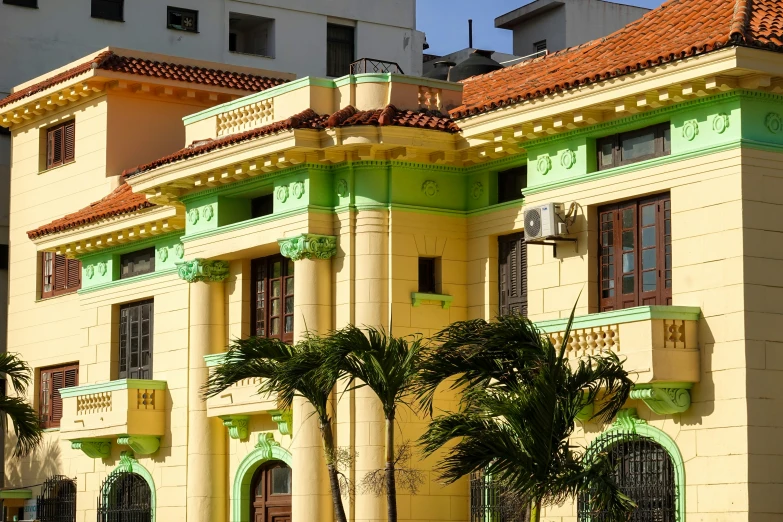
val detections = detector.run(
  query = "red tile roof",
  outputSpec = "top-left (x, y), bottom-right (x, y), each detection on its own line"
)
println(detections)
top-left (27, 182), bottom-right (154, 240)
top-left (124, 105), bottom-right (460, 177)
top-left (451, 0), bottom-right (783, 119)
top-left (1, 51), bottom-right (289, 110)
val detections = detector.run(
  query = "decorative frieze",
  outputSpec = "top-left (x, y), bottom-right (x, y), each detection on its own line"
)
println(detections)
top-left (278, 234), bottom-right (337, 261)
top-left (176, 259), bottom-right (230, 283)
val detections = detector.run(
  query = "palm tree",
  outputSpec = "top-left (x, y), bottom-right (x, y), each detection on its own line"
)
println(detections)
top-left (324, 326), bottom-right (424, 522)
top-left (202, 336), bottom-right (349, 522)
top-left (0, 353), bottom-right (43, 458)
top-left (415, 313), bottom-right (636, 522)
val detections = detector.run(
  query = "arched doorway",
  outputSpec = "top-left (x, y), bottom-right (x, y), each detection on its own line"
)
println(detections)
top-left (249, 461), bottom-right (292, 522)
top-left (97, 470), bottom-right (153, 522)
top-left (37, 475), bottom-right (76, 522)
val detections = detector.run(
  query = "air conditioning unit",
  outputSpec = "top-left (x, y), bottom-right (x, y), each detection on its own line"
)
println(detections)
top-left (523, 202), bottom-right (566, 241)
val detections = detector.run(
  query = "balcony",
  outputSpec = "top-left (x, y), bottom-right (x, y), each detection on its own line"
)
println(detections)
top-left (59, 379), bottom-right (167, 458)
top-left (536, 306), bottom-right (701, 415)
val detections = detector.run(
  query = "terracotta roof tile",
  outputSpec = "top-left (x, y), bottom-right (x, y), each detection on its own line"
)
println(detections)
top-left (27, 182), bottom-right (154, 240)
top-left (0, 51), bottom-right (289, 110)
top-left (451, 0), bottom-right (783, 119)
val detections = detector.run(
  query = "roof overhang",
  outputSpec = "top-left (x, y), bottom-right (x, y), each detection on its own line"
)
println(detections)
top-left (495, 0), bottom-right (566, 29)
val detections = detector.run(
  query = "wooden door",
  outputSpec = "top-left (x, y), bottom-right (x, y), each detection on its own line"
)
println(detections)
top-left (251, 461), bottom-right (292, 522)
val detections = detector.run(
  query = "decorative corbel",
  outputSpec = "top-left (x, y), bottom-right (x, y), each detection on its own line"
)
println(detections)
top-left (117, 435), bottom-right (160, 455)
top-left (221, 415), bottom-right (250, 440)
top-left (256, 433), bottom-right (280, 460)
top-left (630, 383), bottom-right (692, 415)
top-left (611, 408), bottom-right (648, 432)
top-left (71, 439), bottom-right (111, 459)
top-left (270, 410), bottom-right (293, 436)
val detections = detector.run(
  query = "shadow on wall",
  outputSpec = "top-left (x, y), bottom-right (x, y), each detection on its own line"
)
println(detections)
top-left (5, 436), bottom-right (64, 488)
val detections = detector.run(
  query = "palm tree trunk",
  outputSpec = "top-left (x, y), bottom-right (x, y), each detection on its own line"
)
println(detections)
top-left (385, 415), bottom-right (397, 522)
top-left (320, 419), bottom-right (349, 522)
top-left (530, 498), bottom-right (541, 522)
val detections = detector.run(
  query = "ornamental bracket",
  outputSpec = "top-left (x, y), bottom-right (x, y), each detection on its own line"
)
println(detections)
top-left (176, 259), bottom-right (230, 283)
top-left (117, 435), bottom-right (161, 455)
top-left (278, 234), bottom-right (337, 261)
top-left (71, 439), bottom-right (111, 459)
top-left (630, 383), bottom-right (692, 415)
top-left (270, 409), bottom-right (293, 436)
top-left (221, 415), bottom-right (250, 440)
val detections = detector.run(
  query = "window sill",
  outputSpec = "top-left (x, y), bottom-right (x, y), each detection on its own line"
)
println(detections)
top-left (42, 427), bottom-right (60, 433)
top-left (168, 27), bottom-right (199, 33)
top-left (38, 160), bottom-right (75, 175)
top-left (91, 16), bottom-right (124, 22)
top-left (229, 50), bottom-right (274, 59)
top-left (411, 292), bottom-right (453, 309)
top-left (37, 291), bottom-right (79, 302)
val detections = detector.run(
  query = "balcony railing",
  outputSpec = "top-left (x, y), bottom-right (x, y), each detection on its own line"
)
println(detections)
top-left (59, 379), bottom-right (167, 457)
top-left (350, 58), bottom-right (404, 75)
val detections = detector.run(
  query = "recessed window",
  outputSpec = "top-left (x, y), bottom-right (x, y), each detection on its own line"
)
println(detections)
top-left (418, 258), bottom-right (436, 294)
top-left (46, 120), bottom-right (75, 170)
top-left (0, 244), bottom-right (8, 270)
top-left (119, 300), bottom-right (153, 379)
top-left (91, 0), bottom-right (123, 21)
top-left (327, 23), bottom-right (355, 77)
top-left (3, 0), bottom-right (37, 8)
top-left (120, 247), bottom-right (155, 279)
top-left (40, 364), bottom-right (79, 429)
top-left (534, 40), bottom-right (547, 53)
top-left (167, 6), bottom-right (198, 32)
top-left (229, 12), bottom-right (274, 57)
top-left (597, 122), bottom-right (671, 170)
top-left (41, 253), bottom-right (81, 298)
top-left (251, 255), bottom-right (294, 342)
top-left (498, 233), bottom-right (527, 317)
top-left (497, 166), bottom-right (527, 204)
top-left (251, 194), bottom-right (274, 219)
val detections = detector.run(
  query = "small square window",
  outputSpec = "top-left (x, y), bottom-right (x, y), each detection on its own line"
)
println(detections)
top-left (229, 12), bottom-right (274, 57)
top-left (418, 258), bottom-right (436, 294)
top-left (45, 120), bottom-right (75, 170)
top-left (497, 166), bottom-right (527, 204)
top-left (534, 40), bottom-right (547, 53)
top-left (167, 6), bottom-right (198, 32)
top-left (251, 194), bottom-right (274, 219)
top-left (120, 248), bottom-right (156, 279)
top-left (3, 0), bottom-right (37, 8)
top-left (92, 0), bottom-right (123, 21)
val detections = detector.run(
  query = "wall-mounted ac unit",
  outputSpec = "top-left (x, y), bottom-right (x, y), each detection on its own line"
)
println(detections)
top-left (523, 202), bottom-right (566, 241)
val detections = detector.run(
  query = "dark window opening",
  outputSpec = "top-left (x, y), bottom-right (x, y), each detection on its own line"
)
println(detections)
top-left (97, 471), bottom-right (152, 521)
top-left (40, 364), bottom-right (78, 429)
top-left (229, 12), bottom-right (274, 56)
top-left (497, 166), bottom-right (527, 204)
top-left (119, 299), bottom-right (153, 379)
top-left (251, 194), bottom-right (274, 219)
top-left (3, 0), bottom-right (37, 8)
top-left (499, 233), bottom-right (527, 317)
top-left (120, 247), bottom-right (156, 279)
top-left (167, 6), bottom-right (198, 32)
top-left (41, 252), bottom-right (81, 298)
top-left (327, 23), bottom-right (355, 77)
top-left (0, 244), bottom-right (9, 270)
top-left (418, 258), bottom-right (436, 294)
top-left (598, 193), bottom-right (671, 312)
top-left (251, 255), bottom-right (294, 342)
top-left (534, 40), bottom-right (547, 53)
top-left (597, 122), bottom-right (671, 170)
top-left (46, 120), bottom-right (75, 169)
top-left (37, 475), bottom-right (76, 522)
top-left (91, 0), bottom-right (123, 21)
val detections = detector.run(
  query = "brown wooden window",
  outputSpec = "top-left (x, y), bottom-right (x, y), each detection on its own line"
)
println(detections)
top-left (120, 247), bottom-right (155, 279)
top-left (498, 233), bottom-right (527, 317)
top-left (91, 0), bottom-right (123, 21)
top-left (251, 255), bottom-right (294, 342)
top-left (119, 300), bottom-right (153, 379)
top-left (327, 23), bottom-right (355, 77)
top-left (418, 258), bottom-right (436, 294)
top-left (498, 166), bottom-right (527, 204)
top-left (599, 193), bottom-right (671, 312)
top-left (40, 364), bottom-right (78, 429)
top-left (45, 120), bottom-right (75, 169)
top-left (3, 0), bottom-right (38, 7)
top-left (41, 253), bottom-right (81, 298)
top-left (597, 122), bottom-right (670, 171)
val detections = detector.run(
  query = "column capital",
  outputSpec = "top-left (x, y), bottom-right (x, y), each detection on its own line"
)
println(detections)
top-left (278, 234), bottom-right (337, 261)
top-left (176, 259), bottom-right (230, 283)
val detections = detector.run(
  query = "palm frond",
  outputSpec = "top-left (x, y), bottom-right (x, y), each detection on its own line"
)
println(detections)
top-left (0, 353), bottom-right (33, 395)
top-left (0, 395), bottom-right (43, 457)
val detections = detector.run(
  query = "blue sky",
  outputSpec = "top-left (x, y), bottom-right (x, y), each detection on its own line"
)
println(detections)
top-left (417, 0), bottom-right (665, 56)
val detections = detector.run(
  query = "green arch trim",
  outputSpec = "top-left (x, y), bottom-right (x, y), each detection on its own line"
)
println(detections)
top-left (104, 453), bottom-right (157, 522)
top-left (232, 434), bottom-right (293, 522)
top-left (587, 409), bottom-right (685, 522)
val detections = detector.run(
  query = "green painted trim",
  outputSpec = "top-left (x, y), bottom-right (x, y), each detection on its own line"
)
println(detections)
top-left (351, 72), bottom-right (463, 91)
top-left (176, 259), bottom-right (230, 283)
top-left (75, 231), bottom-right (184, 260)
top-left (535, 306), bottom-right (701, 333)
top-left (204, 352), bottom-right (228, 367)
top-left (587, 409), bottom-right (685, 522)
top-left (221, 415), bottom-right (250, 440)
top-left (333, 75), bottom-right (356, 88)
top-left (270, 410), bottom-right (293, 436)
top-left (117, 435), bottom-right (160, 455)
top-left (59, 379), bottom-right (168, 398)
top-left (77, 267), bottom-right (178, 295)
top-left (232, 433), bottom-right (292, 522)
top-left (0, 490), bottom-right (32, 500)
top-left (110, 453), bottom-right (157, 522)
top-left (278, 234), bottom-right (337, 261)
top-left (630, 383), bottom-right (693, 415)
top-left (181, 207), bottom-right (309, 243)
top-left (411, 292), bottom-right (453, 309)
top-left (71, 439), bottom-right (111, 459)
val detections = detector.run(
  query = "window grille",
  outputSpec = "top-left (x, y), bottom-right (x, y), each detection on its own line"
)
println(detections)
top-left (97, 470), bottom-right (152, 522)
top-left (470, 470), bottom-right (530, 522)
top-left (37, 475), bottom-right (76, 522)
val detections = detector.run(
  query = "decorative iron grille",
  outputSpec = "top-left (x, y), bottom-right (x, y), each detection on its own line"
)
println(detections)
top-left (470, 470), bottom-right (530, 522)
top-left (37, 475), bottom-right (77, 522)
top-left (578, 433), bottom-right (676, 521)
top-left (97, 470), bottom-right (152, 522)
top-left (350, 58), bottom-right (404, 75)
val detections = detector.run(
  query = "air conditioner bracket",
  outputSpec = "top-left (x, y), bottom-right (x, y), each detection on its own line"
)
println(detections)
top-left (525, 236), bottom-right (577, 257)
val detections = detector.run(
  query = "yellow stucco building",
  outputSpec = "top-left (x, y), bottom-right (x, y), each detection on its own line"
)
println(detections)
top-left (4, 0), bottom-right (783, 521)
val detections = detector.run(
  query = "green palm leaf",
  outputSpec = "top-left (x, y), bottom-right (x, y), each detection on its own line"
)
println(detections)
top-left (0, 353), bottom-right (42, 457)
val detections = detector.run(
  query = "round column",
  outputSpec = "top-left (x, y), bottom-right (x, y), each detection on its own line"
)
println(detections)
top-left (178, 259), bottom-right (230, 522)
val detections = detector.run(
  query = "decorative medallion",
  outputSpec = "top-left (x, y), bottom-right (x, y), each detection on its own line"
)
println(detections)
top-left (421, 180), bottom-right (439, 197)
top-left (291, 181), bottom-right (305, 199)
top-left (712, 113), bottom-right (730, 134)
top-left (176, 259), bottom-right (230, 283)
top-left (682, 119), bottom-right (699, 141)
top-left (537, 155), bottom-right (552, 175)
top-left (560, 149), bottom-right (576, 170)
top-left (336, 178), bottom-right (349, 197)
top-left (275, 185), bottom-right (289, 203)
top-left (174, 243), bottom-right (185, 260)
top-left (158, 247), bottom-right (169, 263)
top-left (201, 204), bottom-right (214, 222)
top-left (278, 234), bottom-right (338, 261)
top-left (85, 265), bottom-right (95, 280)
top-left (187, 208), bottom-right (199, 225)
top-left (766, 112), bottom-right (782, 134)
top-left (97, 262), bottom-right (107, 276)
top-left (470, 181), bottom-right (484, 200)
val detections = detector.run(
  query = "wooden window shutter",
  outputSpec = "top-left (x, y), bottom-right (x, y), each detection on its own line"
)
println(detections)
top-left (42, 253), bottom-right (81, 298)
top-left (63, 121), bottom-right (75, 162)
top-left (53, 254), bottom-right (67, 291)
top-left (498, 233), bottom-right (527, 317)
top-left (40, 364), bottom-right (78, 428)
top-left (66, 258), bottom-right (81, 289)
top-left (45, 120), bottom-right (75, 169)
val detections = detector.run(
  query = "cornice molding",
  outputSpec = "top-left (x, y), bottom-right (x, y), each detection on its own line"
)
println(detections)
top-left (176, 259), bottom-right (230, 283)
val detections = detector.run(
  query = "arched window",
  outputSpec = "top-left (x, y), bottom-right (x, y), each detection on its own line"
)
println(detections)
top-left (97, 470), bottom-right (152, 522)
top-left (578, 433), bottom-right (676, 521)
top-left (37, 475), bottom-right (76, 522)
top-left (250, 460), bottom-right (292, 522)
